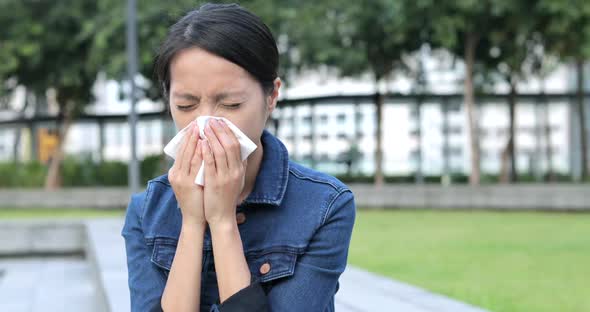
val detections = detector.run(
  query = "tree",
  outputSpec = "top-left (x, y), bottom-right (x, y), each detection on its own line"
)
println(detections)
top-left (286, 0), bottom-right (425, 186)
top-left (537, 0), bottom-right (590, 181)
top-left (0, 0), bottom-right (100, 189)
top-left (425, 1), bottom-right (511, 185)
top-left (530, 47), bottom-right (560, 182)
top-left (487, 0), bottom-right (543, 183)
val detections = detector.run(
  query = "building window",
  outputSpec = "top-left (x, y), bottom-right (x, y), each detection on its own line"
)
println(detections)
top-left (449, 103), bottom-right (461, 112)
top-left (448, 147), bottom-right (462, 157)
top-left (355, 112), bottom-right (363, 122)
top-left (146, 123), bottom-right (154, 145)
top-left (444, 126), bottom-right (462, 135)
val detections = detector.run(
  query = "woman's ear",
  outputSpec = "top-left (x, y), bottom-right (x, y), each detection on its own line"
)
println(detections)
top-left (266, 77), bottom-right (281, 117)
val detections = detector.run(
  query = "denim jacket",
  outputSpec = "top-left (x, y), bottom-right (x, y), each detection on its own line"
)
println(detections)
top-left (121, 128), bottom-right (356, 312)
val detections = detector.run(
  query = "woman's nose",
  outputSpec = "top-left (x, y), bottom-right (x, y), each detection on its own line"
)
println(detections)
top-left (198, 105), bottom-right (222, 118)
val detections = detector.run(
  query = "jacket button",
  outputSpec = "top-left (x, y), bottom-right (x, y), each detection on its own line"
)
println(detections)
top-left (259, 262), bottom-right (271, 275)
top-left (236, 212), bottom-right (246, 225)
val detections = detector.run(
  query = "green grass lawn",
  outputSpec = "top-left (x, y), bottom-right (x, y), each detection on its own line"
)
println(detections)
top-left (0, 208), bottom-right (124, 219)
top-left (348, 209), bottom-right (590, 312)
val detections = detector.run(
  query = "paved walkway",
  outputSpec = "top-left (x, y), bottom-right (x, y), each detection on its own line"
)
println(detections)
top-left (0, 218), bottom-right (490, 311)
top-left (335, 267), bottom-right (488, 312)
top-left (0, 257), bottom-right (99, 312)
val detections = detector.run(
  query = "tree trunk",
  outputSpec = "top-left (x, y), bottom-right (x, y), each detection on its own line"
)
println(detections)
top-left (500, 79), bottom-right (518, 183)
top-left (464, 32), bottom-right (481, 185)
top-left (373, 88), bottom-right (384, 187)
top-left (576, 58), bottom-right (588, 180)
top-left (44, 103), bottom-right (74, 190)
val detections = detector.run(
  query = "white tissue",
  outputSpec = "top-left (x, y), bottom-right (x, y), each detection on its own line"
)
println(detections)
top-left (163, 116), bottom-right (258, 186)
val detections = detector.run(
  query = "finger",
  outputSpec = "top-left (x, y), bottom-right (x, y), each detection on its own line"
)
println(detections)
top-left (175, 121), bottom-right (195, 171)
top-left (216, 120), bottom-right (242, 171)
top-left (205, 120), bottom-right (229, 172)
top-left (189, 139), bottom-right (203, 179)
top-left (202, 138), bottom-right (216, 180)
top-left (180, 122), bottom-right (199, 174)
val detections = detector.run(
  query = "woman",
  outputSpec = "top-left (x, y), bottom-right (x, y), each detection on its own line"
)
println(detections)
top-left (121, 3), bottom-right (356, 311)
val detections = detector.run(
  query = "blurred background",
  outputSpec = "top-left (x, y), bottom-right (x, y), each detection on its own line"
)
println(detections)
top-left (0, 1), bottom-right (588, 312)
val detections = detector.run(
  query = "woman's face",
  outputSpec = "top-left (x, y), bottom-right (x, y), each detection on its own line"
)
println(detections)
top-left (168, 47), bottom-right (280, 145)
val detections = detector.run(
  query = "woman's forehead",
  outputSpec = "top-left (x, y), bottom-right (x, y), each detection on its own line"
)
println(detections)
top-left (171, 47), bottom-right (246, 78)
top-left (170, 47), bottom-right (257, 93)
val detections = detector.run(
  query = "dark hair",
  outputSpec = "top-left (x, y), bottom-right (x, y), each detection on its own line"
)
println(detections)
top-left (155, 3), bottom-right (279, 105)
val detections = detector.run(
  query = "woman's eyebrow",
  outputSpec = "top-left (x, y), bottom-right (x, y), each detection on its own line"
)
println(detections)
top-left (172, 91), bottom-right (247, 102)
top-left (173, 92), bottom-right (200, 102)
top-left (214, 91), bottom-right (247, 102)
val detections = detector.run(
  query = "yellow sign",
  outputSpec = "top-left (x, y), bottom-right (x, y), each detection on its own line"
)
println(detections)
top-left (38, 128), bottom-right (59, 164)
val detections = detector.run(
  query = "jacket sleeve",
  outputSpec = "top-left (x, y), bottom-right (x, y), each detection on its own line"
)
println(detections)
top-left (211, 189), bottom-right (356, 312)
top-left (121, 192), bottom-right (166, 312)
top-left (264, 189), bottom-right (356, 311)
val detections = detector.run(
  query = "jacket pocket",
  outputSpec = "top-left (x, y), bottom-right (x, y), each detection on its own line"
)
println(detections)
top-left (245, 248), bottom-right (298, 283)
top-left (149, 237), bottom-right (178, 276)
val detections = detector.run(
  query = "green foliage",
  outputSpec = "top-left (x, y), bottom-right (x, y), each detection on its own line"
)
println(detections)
top-left (140, 154), bottom-right (165, 185)
top-left (95, 160), bottom-right (129, 186)
top-left (536, 0), bottom-right (590, 60)
top-left (0, 161), bottom-right (47, 187)
top-left (2, 0), bottom-right (589, 99)
top-left (0, 0), bottom-right (100, 110)
top-left (0, 154), bottom-right (165, 187)
top-left (287, 0), bottom-right (424, 81)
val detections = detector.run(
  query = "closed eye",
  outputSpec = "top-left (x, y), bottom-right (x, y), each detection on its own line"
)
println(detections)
top-left (176, 104), bottom-right (197, 111)
top-left (223, 103), bottom-right (242, 109)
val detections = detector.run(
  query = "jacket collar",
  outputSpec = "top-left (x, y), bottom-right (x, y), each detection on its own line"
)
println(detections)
top-left (239, 128), bottom-right (289, 207)
top-left (153, 128), bottom-right (289, 208)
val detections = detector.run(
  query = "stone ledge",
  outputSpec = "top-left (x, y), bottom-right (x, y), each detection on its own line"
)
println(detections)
top-left (0, 219), bottom-right (86, 256)
top-left (2, 184), bottom-right (589, 210)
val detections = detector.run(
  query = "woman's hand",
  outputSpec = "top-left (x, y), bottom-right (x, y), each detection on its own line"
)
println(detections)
top-left (168, 121), bottom-right (206, 227)
top-left (201, 118), bottom-right (247, 228)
